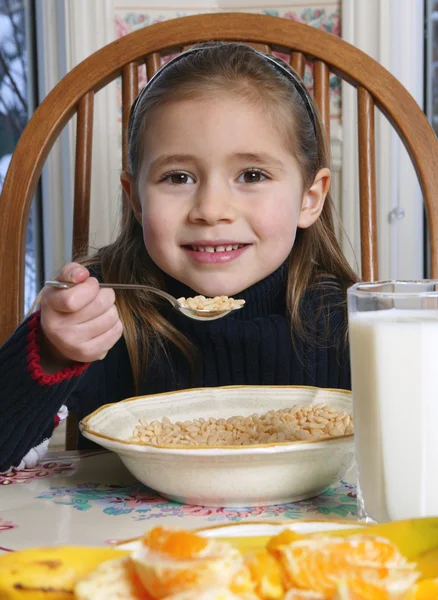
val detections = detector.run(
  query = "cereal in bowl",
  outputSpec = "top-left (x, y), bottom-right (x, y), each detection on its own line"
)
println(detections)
top-left (130, 405), bottom-right (353, 447)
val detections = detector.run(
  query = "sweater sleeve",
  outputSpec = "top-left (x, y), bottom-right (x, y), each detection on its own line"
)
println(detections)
top-left (0, 311), bottom-right (90, 472)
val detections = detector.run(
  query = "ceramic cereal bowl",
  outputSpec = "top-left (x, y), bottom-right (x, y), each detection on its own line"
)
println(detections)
top-left (80, 385), bottom-right (354, 507)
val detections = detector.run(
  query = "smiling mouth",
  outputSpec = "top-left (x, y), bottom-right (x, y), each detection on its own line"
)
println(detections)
top-left (184, 244), bottom-right (248, 253)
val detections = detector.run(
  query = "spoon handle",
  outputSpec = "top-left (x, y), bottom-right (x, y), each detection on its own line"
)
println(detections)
top-left (46, 280), bottom-right (148, 290)
top-left (44, 280), bottom-right (179, 307)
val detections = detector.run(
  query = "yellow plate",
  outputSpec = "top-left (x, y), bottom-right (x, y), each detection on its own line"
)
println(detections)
top-left (116, 517), bottom-right (438, 579)
top-left (117, 519), bottom-right (363, 555)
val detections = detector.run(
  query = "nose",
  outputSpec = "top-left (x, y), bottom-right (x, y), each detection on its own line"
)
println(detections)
top-left (188, 179), bottom-right (236, 225)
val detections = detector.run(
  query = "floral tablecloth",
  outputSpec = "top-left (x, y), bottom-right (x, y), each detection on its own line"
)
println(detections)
top-left (0, 451), bottom-right (357, 553)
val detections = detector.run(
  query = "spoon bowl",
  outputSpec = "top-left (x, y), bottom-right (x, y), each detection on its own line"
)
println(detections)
top-left (44, 280), bottom-right (244, 321)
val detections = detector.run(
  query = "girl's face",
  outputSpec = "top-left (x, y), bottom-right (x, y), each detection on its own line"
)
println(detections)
top-left (122, 94), bottom-right (330, 296)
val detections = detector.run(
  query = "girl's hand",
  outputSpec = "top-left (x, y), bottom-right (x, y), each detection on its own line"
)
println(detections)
top-left (39, 263), bottom-right (123, 368)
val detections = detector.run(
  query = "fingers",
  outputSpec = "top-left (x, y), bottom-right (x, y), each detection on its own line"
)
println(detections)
top-left (44, 279), bottom-right (115, 321)
top-left (43, 277), bottom-right (101, 315)
top-left (43, 263), bottom-right (95, 314)
top-left (57, 262), bottom-right (90, 285)
top-left (39, 262), bottom-right (124, 364)
top-left (58, 314), bottom-right (124, 363)
top-left (65, 305), bottom-right (120, 345)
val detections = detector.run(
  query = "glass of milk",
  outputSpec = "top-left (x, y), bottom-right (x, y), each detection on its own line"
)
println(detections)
top-left (347, 281), bottom-right (438, 522)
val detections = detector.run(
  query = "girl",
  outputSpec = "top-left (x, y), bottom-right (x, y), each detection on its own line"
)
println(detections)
top-left (0, 43), bottom-right (357, 473)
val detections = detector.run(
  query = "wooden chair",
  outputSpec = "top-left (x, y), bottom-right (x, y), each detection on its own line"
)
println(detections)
top-left (1, 13), bottom-right (437, 447)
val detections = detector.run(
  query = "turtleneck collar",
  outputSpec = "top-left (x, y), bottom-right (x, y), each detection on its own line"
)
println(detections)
top-left (160, 261), bottom-right (288, 320)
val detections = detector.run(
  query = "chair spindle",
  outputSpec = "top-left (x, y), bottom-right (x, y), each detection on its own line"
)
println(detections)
top-left (358, 86), bottom-right (378, 281)
top-left (73, 92), bottom-right (94, 258)
top-left (314, 60), bottom-right (330, 138)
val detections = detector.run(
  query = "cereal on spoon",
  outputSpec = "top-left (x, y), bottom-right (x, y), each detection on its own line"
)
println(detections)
top-left (177, 295), bottom-right (245, 311)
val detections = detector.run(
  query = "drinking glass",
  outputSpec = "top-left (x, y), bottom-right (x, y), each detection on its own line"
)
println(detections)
top-left (347, 281), bottom-right (438, 522)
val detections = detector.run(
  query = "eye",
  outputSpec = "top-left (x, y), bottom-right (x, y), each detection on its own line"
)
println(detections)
top-left (160, 171), bottom-right (195, 185)
top-left (237, 169), bottom-right (268, 184)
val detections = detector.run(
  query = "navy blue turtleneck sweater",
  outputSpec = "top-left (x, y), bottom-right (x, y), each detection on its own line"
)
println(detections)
top-left (0, 265), bottom-right (350, 472)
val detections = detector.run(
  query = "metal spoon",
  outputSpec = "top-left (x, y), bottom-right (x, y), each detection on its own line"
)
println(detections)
top-left (44, 280), bottom-right (244, 321)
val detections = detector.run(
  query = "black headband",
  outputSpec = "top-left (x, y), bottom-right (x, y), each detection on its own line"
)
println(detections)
top-left (129, 45), bottom-right (318, 138)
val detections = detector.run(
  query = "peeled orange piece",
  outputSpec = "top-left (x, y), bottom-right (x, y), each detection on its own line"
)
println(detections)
top-left (406, 578), bottom-right (438, 600)
top-left (284, 590), bottom-right (325, 599)
top-left (159, 586), bottom-right (257, 600)
top-left (142, 526), bottom-right (208, 559)
top-left (133, 527), bottom-right (253, 599)
top-left (244, 550), bottom-right (284, 599)
top-left (268, 529), bottom-right (302, 555)
top-left (335, 578), bottom-right (397, 600)
top-left (277, 535), bottom-right (418, 597)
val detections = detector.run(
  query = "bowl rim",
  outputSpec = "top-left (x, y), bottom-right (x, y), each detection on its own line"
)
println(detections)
top-left (80, 384), bottom-right (354, 452)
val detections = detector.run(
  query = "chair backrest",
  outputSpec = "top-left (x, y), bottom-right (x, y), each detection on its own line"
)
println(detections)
top-left (1, 12), bottom-right (438, 348)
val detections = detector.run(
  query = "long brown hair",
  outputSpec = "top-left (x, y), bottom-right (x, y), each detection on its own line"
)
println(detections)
top-left (82, 43), bottom-right (357, 391)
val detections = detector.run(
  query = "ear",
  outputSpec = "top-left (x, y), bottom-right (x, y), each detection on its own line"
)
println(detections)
top-left (120, 171), bottom-right (142, 224)
top-left (298, 167), bottom-right (331, 229)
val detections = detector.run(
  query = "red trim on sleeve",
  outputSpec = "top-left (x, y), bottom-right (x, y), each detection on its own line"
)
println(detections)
top-left (26, 311), bottom-right (89, 386)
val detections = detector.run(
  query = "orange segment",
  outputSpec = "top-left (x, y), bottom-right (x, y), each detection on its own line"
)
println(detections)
top-left (268, 529), bottom-right (302, 555)
top-left (244, 550), bottom-right (284, 599)
top-left (336, 579), bottom-right (394, 600)
top-left (142, 526), bottom-right (208, 559)
top-left (229, 564), bottom-right (256, 597)
top-left (134, 531), bottom-right (249, 599)
top-left (134, 557), bottom-right (234, 599)
top-left (277, 535), bottom-right (418, 596)
top-left (406, 578), bottom-right (438, 600)
top-left (284, 590), bottom-right (325, 599)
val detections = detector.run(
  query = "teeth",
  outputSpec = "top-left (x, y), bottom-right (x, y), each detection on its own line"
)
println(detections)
top-left (190, 244), bottom-right (246, 252)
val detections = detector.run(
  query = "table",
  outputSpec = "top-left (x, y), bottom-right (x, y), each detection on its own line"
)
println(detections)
top-left (0, 450), bottom-right (358, 553)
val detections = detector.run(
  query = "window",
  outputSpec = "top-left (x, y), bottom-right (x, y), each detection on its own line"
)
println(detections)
top-left (426, 1), bottom-right (438, 136)
top-left (0, 0), bottom-right (40, 312)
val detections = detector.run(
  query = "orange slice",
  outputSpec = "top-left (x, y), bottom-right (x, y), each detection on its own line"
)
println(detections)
top-left (276, 535), bottom-right (418, 596)
top-left (336, 579), bottom-right (396, 600)
top-left (284, 590), bottom-right (325, 599)
top-left (244, 550), bottom-right (284, 599)
top-left (268, 529), bottom-right (302, 555)
top-left (134, 528), bottom-right (252, 599)
top-left (142, 526), bottom-right (208, 559)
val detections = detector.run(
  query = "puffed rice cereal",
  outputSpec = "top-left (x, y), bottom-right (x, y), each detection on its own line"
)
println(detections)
top-left (177, 295), bottom-right (245, 311)
top-left (130, 404), bottom-right (353, 447)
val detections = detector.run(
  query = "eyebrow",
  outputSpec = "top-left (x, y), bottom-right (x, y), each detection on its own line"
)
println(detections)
top-left (232, 152), bottom-right (285, 169)
top-left (149, 152), bottom-right (285, 171)
top-left (149, 154), bottom-right (197, 171)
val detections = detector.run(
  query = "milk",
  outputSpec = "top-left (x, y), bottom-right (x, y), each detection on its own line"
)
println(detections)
top-left (349, 309), bottom-right (438, 521)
